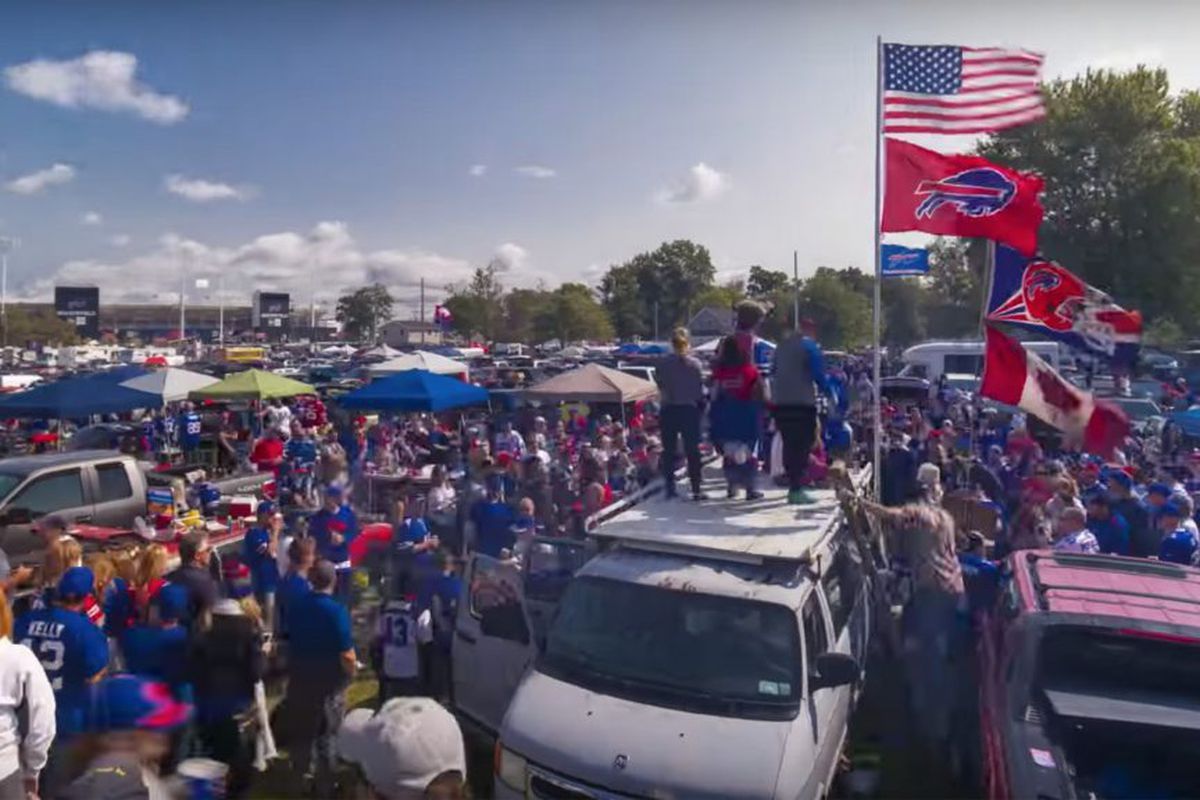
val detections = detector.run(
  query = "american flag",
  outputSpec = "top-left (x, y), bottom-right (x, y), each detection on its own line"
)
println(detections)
top-left (883, 43), bottom-right (1045, 135)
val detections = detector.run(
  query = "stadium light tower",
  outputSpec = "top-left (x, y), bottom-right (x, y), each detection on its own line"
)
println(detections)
top-left (0, 237), bottom-right (19, 348)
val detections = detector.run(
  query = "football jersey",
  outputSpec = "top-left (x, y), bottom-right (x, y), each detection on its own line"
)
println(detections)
top-left (378, 599), bottom-right (431, 680)
top-left (14, 606), bottom-right (109, 736)
top-left (179, 412), bottom-right (203, 450)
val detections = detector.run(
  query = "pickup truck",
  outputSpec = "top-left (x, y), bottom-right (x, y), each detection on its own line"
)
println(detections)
top-left (0, 450), bottom-right (273, 561)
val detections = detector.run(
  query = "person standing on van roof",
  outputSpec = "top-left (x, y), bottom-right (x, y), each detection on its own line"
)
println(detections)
top-left (770, 318), bottom-right (831, 505)
top-left (655, 328), bottom-right (706, 501)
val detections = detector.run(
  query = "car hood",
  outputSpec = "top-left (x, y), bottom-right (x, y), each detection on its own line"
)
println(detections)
top-left (501, 670), bottom-right (792, 799)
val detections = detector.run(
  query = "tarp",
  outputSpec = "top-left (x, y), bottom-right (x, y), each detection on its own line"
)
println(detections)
top-left (189, 369), bottom-right (315, 401)
top-left (367, 350), bottom-right (468, 377)
top-left (1170, 409), bottom-right (1200, 438)
top-left (525, 363), bottom-right (658, 404)
top-left (337, 370), bottom-right (488, 412)
top-left (0, 370), bottom-right (158, 418)
top-left (121, 368), bottom-right (220, 403)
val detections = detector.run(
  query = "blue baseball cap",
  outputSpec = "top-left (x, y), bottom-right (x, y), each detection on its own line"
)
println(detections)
top-left (257, 500), bottom-right (277, 517)
top-left (154, 583), bottom-right (189, 622)
top-left (58, 566), bottom-right (94, 601)
top-left (324, 484), bottom-right (345, 498)
top-left (1148, 483), bottom-right (1172, 498)
top-left (1107, 471), bottom-right (1133, 491)
top-left (1161, 501), bottom-right (1184, 519)
top-left (89, 674), bottom-right (191, 732)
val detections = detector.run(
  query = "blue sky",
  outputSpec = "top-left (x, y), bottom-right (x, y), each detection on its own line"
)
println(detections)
top-left (0, 0), bottom-right (1193, 314)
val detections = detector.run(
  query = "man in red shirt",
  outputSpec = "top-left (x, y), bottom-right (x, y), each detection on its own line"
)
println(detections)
top-left (250, 428), bottom-right (285, 473)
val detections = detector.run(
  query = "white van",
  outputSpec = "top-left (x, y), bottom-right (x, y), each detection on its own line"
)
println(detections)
top-left (453, 464), bottom-right (874, 799)
top-left (900, 339), bottom-right (1061, 381)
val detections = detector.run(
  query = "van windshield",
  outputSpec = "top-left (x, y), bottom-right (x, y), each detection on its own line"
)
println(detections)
top-left (0, 471), bottom-right (26, 501)
top-left (539, 576), bottom-right (801, 720)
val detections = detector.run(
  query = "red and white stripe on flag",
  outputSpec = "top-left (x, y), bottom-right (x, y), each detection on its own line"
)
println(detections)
top-left (883, 44), bottom-right (1045, 135)
top-left (981, 325), bottom-right (1129, 458)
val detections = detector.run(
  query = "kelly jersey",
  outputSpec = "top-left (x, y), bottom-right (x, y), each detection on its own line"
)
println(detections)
top-left (158, 415), bottom-right (176, 444)
top-left (14, 606), bottom-right (109, 736)
top-left (378, 600), bottom-right (430, 680)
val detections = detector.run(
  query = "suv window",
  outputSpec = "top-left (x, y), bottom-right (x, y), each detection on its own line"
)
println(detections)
top-left (9, 470), bottom-right (85, 517)
top-left (96, 463), bottom-right (133, 503)
top-left (944, 353), bottom-right (984, 375)
top-left (822, 540), bottom-right (865, 636)
top-left (469, 557), bottom-right (529, 645)
top-left (802, 591), bottom-right (829, 685)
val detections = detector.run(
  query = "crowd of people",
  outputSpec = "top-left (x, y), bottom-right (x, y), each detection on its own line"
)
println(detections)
top-left (2, 298), bottom-right (1198, 798)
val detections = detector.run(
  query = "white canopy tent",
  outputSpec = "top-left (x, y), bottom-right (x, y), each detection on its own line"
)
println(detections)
top-left (120, 368), bottom-right (220, 403)
top-left (360, 343), bottom-right (402, 359)
top-left (367, 350), bottom-right (469, 377)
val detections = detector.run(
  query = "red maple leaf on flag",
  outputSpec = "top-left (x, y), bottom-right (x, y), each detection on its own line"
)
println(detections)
top-left (1034, 365), bottom-right (1082, 414)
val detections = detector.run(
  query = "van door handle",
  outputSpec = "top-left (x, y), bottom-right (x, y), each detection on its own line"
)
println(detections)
top-left (75, 515), bottom-right (93, 524)
top-left (456, 631), bottom-right (477, 644)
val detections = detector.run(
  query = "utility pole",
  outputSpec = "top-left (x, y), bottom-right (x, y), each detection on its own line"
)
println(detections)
top-left (420, 277), bottom-right (425, 346)
top-left (178, 270), bottom-right (186, 345)
top-left (217, 273), bottom-right (225, 350)
top-left (793, 250), bottom-right (800, 330)
top-left (653, 300), bottom-right (659, 341)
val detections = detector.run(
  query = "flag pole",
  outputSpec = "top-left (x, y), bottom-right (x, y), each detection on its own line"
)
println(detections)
top-left (872, 35), bottom-right (884, 499)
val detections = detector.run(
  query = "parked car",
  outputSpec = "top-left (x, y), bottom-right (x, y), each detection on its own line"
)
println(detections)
top-left (454, 467), bottom-right (874, 799)
top-left (978, 550), bottom-right (1200, 799)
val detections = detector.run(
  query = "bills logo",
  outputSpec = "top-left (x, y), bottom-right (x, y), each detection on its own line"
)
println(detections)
top-left (1022, 261), bottom-right (1087, 332)
top-left (914, 168), bottom-right (1016, 219)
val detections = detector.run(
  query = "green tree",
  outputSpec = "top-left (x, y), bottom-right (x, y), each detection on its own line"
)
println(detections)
top-left (598, 240), bottom-right (716, 338)
top-left (1144, 317), bottom-right (1185, 349)
top-left (504, 288), bottom-right (551, 344)
top-left (7, 307), bottom-right (79, 346)
top-left (335, 283), bottom-right (394, 342)
top-left (442, 262), bottom-right (507, 340)
top-left (533, 283), bottom-right (613, 343)
top-left (881, 278), bottom-right (926, 347)
top-left (692, 280), bottom-right (745, 315)
top-left (793, 269), bottom-right (872, 349)
top-left (980, 67), bottom-right (1200, 332)
top-left (746, 265), bottom-right (790, 298)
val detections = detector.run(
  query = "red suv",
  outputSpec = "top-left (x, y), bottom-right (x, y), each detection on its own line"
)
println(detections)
top-left (978, 550), bottom-right (1200, 799)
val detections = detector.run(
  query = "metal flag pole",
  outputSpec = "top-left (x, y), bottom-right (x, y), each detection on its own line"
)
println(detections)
top-left (872, 35), bottom-right (885, 499)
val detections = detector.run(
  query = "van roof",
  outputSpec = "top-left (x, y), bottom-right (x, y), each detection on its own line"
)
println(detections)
top-left (590, 463), bottom-right (869, 566)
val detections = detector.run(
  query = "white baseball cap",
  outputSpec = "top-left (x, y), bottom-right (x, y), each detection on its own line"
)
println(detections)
top-left (337, 698), bottom-right (466, 798)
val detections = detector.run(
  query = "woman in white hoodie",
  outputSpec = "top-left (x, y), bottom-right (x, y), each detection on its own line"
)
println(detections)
top-left (0, 586), bottom-right (56, 800)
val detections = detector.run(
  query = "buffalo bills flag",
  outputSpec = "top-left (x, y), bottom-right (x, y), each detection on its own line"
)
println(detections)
top-left (980, 325), bottom-right (1129, 459)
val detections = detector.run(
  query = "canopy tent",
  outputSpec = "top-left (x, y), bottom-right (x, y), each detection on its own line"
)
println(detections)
top-left (367, 350), bottom-right (468, 377)
top-left (558, 346), bottom-right (586, 359)
top-left (692, 336), bottom-right (776, 363)
top-left (525, 363), bottom-right (658, 404)
top-left (616, 341), bottom-right (670, 356)
top-left (320, 344), bottom-right (356, 356)
top-left (189, 369), bottom-right (315, 401)
top-left (337, 370), bottom-right (489, 412)
top-left (359, 343), bottom-right (402, 359)
top-left (0, 370), bottom-right (158, 418)
top-left (120, 368), bottom-right (220, 403)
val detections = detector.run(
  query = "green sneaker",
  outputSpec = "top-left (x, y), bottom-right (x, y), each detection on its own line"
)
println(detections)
top-left (787, 488), bottom-right (815, 505)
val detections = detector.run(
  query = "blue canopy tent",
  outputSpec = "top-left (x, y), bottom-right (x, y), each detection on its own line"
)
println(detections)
top-left (336, 370), bottom-right (489, 412)
top-left (1171, 409), bottom-right (1200, 438)
top-left (0, 370), bottom-right (158, 418)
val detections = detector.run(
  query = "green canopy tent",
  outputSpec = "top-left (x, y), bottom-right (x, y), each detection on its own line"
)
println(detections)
top-left (188, 369), bottom-right (316, 401)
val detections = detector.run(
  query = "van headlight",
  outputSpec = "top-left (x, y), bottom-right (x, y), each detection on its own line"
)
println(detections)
top-left (495, 742), bottom-right (528, 791)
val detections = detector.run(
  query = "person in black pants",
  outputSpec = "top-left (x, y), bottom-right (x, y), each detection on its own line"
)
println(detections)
top-left (656, 328), bottom-right (706, 500)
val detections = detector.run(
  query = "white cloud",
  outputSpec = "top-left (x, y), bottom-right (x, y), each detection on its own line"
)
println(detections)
top-left (4, 50), bottom-right (188, 124)
top-left (492, 242), bottom-right (529, 272)
top-left (164, 174), bottom-right (251, 203)
top-left (468, 164), bottom-right (488, 177)
top-left (657, 162), bottom-right (729, 204)
top-left (6, 163), bottom-right (76, 195)
top-left (109, 234), bottom-right (131, 247)
top-left (18, 221), bottom-right (523, 306)
top-left (1057, 48), bottom-right (1165, 79)
top-left (514, 164), bottom-right (557, 179)
top-left (81, 211), bottom-right (102, 226)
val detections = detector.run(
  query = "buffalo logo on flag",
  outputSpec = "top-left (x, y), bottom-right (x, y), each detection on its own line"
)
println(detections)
top-left (914, 168), bottom-right (1016, 219)
top-left (986, 244), bottom-right (1141, 365)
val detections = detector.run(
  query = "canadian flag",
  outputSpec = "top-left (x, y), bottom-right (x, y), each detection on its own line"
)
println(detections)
top-left (981, 325), bottom-right (1129, 459)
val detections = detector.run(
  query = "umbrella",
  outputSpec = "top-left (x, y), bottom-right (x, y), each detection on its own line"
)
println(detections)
top-left (121, 368), bottom-right (220, 403)
top-left (367, 350), bottom-right (468, 377)
top-left (0, 371), bottom-right (158, 418)
top-left (189, 369), bottom-right (315, 401)
top-left (337, 370), bottom-right (488, 412)
top-left (525, 363), bottom-right (658, 404)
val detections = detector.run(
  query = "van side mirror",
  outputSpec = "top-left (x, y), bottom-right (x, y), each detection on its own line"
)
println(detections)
top-left (810, 652), bottom-right (860, 691)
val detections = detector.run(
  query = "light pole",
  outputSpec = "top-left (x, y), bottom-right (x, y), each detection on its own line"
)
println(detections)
top-left (0, 237), bottom-right (18, 349)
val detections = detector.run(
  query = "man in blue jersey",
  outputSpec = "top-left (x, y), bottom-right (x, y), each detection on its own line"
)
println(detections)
top-left (177, 402), bottom-right (203, 463)
top-left (1157, 502), bottom-right (1199, 565)
top-left (286, 426), bottom-right (319, 506)
top-left (470, 479), bottom-right (516, 558)
top-left (309, 485), bottom-right (358, 603)
top-left (243, 501), bottom-right (281, 626)
top-left (14, 567), bottom-right (109, 797)
top-left (277, 537), bottom-right (315, 642)
top-left (286, 561), bottom-right (356, 798)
